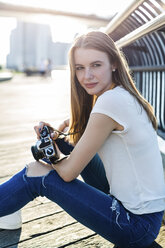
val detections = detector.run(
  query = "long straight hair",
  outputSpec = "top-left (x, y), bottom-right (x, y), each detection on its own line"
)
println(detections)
top-left (68, 31), bottom-right (157, 144)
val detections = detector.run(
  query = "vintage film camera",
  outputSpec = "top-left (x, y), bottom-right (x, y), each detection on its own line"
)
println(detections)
top-left (31, 126), bottom-right (59, 164)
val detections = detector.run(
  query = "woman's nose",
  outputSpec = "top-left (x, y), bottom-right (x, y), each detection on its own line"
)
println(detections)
top-left (84, 68), bottom-right (93, 79)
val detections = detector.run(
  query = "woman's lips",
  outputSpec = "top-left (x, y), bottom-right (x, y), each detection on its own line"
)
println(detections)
top-left (85, 83), bottom-right (98, 89)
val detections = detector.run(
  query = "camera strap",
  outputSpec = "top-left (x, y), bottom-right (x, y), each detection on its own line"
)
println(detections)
top-left (53, 155), bottom-right (68, 164)
top-left (53, 128), bottom-right (80, 138)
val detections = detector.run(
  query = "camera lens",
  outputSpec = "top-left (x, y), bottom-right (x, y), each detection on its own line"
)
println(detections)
top-left (46, 148), bottom-right (53, 155)
top-left (31, 146), bottom-right (44, 160)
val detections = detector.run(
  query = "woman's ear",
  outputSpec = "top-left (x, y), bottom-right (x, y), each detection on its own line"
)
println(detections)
top-left (111, 63), bottom-right (117, 72)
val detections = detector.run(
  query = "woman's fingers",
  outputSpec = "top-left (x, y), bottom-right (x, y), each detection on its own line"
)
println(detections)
top-left (58, 119), bottom-right (70, 132)
top-left (50, 131), bottom-right (59, 140)
top-left (39, 121), bottom-right (51, 130)
top-left (34, 125), bottom-right (41, 139)
top-left (34, 121), bottom-right (52, 139)
top-left (33, 119), bottom-right (70, 141)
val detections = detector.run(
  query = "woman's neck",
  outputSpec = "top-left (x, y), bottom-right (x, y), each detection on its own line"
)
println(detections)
top-left (109, 82), bottom-right (116, 90)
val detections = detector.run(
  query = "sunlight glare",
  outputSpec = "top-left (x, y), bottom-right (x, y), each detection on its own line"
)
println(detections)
top-left (0, 0), bottom-right (133, 65)
top-left (50, 16), bottom-right (87, 43)
top-left (0, 17), bottom-right (17, 65)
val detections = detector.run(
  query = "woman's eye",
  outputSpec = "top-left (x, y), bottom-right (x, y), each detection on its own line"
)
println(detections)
top-left (75, 66), bottom-right (84, 70)
top-left (93, 63), bottom-right (101, 67)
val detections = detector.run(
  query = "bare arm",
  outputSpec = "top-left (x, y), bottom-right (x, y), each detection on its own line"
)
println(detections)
top-left (53, 113), bottom-right (117, 182)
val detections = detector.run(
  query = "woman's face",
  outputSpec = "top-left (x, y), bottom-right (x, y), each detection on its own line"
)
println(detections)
top-left (74, 48), bottom-right (114, 96)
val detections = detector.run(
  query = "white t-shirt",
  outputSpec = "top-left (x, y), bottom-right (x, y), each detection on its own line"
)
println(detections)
top-left (91, 86), bottom-right (165, 214)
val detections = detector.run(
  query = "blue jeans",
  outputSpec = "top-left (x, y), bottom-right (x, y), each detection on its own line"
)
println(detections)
top-left (0, 139), bottom-right (164, 248)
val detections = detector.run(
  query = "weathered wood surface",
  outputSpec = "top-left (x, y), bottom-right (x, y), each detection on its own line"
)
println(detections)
top-left (0, 197), bottom-right (113, 248)
top-left (0, 74), bottom-right (164, 248)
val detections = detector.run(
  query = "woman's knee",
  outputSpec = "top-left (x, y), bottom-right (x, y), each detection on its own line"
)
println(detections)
top-left (26, 161), bottom-right (53, 177)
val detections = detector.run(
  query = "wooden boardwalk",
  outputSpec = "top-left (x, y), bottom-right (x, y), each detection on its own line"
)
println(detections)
top-left (0, 73), bottom-right (164, 247)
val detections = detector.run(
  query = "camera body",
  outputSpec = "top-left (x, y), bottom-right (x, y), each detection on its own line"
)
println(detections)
top-left (31, 126), bottom-right (59, 164)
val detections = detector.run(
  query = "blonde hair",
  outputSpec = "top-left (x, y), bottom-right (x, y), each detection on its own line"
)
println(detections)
top-left (68, 31), bottom-right (157, 144)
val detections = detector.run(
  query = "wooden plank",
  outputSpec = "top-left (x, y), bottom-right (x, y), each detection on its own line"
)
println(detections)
top-left (155, 225), bottom-right (165, 247)
top-left (61, 235), bottom-right (114, 248)
top-left (22, 201), bottom-right (63, 223)
top-left (0, 211), bottom-right (76, 247)
top-left (7, 223), bottom-right (113, 248)
top-left (0, 199), bottom-right (113, 248)
top-left (23, 197), bottom-right (51, 210)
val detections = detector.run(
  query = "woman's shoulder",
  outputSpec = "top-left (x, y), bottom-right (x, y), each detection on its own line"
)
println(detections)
top-left (99, 86), bottom-right (131, 103)
top-left (95, 86), bottom-right (138, 115)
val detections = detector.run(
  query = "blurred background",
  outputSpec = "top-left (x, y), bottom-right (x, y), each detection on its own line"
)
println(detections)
top-left (0, 0), bottom-right (130, 73)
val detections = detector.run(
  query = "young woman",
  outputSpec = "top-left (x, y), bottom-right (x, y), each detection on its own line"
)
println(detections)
top-left (0, 31), bottom-right (165, 248)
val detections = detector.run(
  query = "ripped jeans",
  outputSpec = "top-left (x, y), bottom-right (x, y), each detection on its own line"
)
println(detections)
top-left (0, 139), bottom-right (164, 248)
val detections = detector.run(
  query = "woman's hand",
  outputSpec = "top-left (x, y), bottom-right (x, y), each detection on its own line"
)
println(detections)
top-left (57, 119), bottom-right (69, 133)
top-left (34, 121), bottom-right (54, 140)
top-left (34, 119), bottom-right (70, 140)
top-left (33, 121), bottom-right (67, 166)
top-left (50, 119), bottom-right (70, 140)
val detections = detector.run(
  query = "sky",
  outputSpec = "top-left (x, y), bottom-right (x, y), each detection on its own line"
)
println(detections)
top-left (0, 0), bottom-right (130, 18)
top-left (0, 0), bottom-right (132, 65)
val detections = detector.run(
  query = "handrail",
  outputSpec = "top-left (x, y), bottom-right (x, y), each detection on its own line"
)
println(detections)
top-left (104, 0), bottom-right (145, 34)
top-left (115, 12), bottom-right (165, 48)
top-left (0, 2), bottom-right (110, 24)
top-left (130, 65), bottom-right (165, 72)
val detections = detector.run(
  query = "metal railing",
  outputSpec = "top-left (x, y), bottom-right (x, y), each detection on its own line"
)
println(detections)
top-left (115, 12), bottom-right (165, 48)
top-left (104, 0), bottom-right (145, 34)
top-left (133, 70), bottom-right (165, 138)
top-left (106, 0), bottom-right (165, 138)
